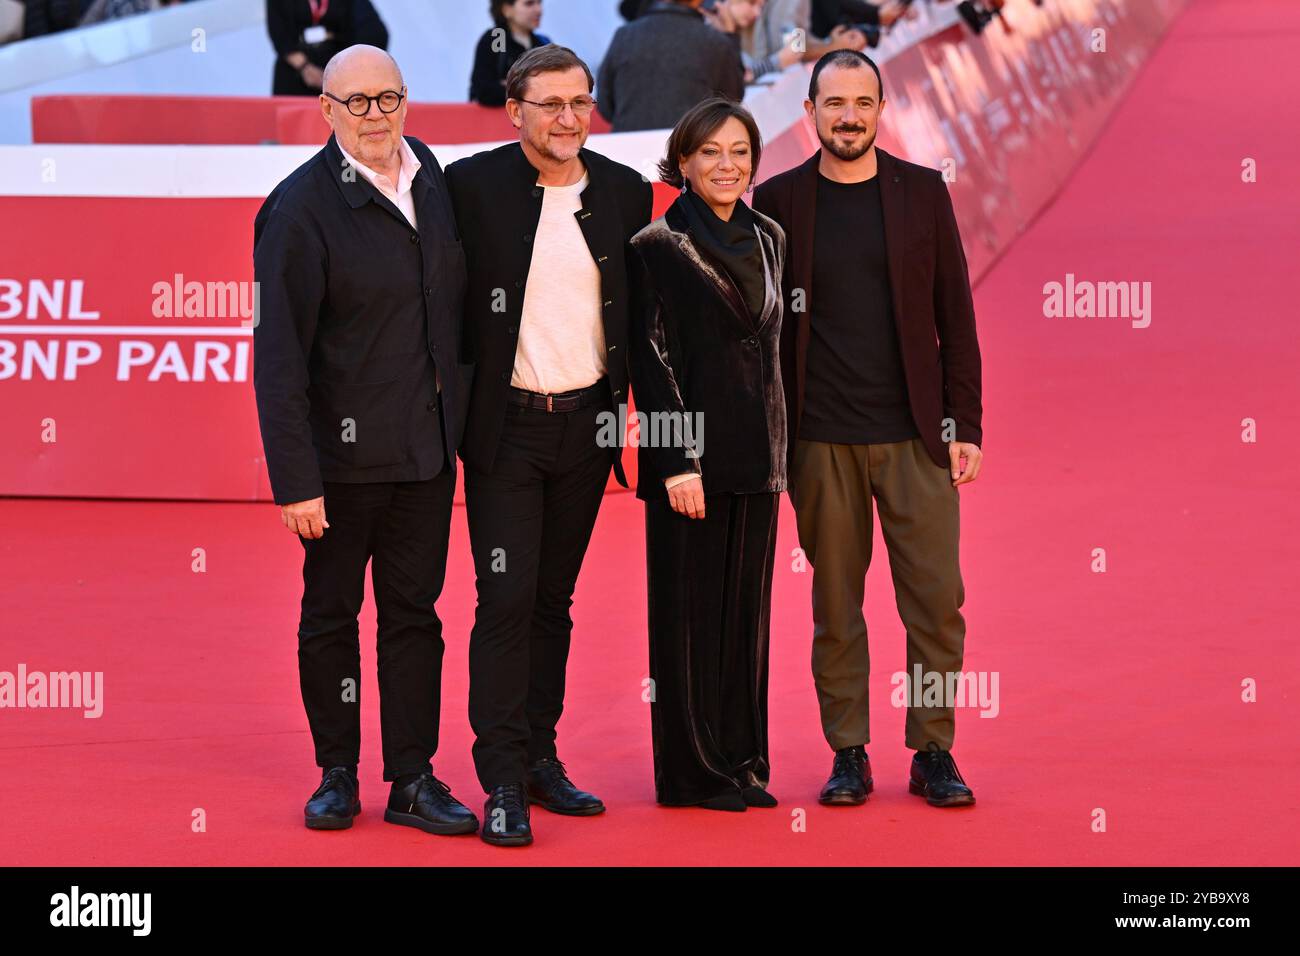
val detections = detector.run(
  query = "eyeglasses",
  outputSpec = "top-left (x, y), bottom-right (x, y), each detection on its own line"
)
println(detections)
top-left (325, 88), bottom-right (407, 117)
top-left (514, 96), bottom-right (598, 117)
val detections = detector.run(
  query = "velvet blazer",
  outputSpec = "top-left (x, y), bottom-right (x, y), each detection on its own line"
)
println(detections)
top-left (752, 147), bottom-right (983, 471)
top-left (628, 195), bottom-right (787, 502)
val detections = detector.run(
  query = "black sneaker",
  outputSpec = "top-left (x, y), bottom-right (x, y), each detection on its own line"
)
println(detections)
top-left (384, 772), bottom-right (479, 835)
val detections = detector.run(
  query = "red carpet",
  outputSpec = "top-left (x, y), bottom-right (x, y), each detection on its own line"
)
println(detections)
top-left (2, 0), bottom-right (1297, 866)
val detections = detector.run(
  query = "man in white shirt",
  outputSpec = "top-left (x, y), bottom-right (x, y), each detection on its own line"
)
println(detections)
top-left (446, 46), bottom-right (653, 847)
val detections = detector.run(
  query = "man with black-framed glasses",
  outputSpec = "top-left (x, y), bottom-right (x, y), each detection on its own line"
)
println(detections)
top-left (253, 45), bottom-right (479, 838)
top-left (445, 45), bottom-right (653, 847)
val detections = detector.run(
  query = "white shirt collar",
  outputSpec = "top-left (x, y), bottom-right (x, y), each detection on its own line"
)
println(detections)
top-left (338, 136), bottom-right (421, 198)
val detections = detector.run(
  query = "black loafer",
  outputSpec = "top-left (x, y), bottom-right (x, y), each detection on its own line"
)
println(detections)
top-left (819, 746), bottom-right (873, 806)
top-left (910, 743), bottom-right (976, 807)
top-left (305, 766), bottom-right (360, 830)
top-left (481, 783), bottom-right (533, 846)
top-left (384, 772), bottom-right (479, 835)
top-left (525, 757), bottom-right (605, 816)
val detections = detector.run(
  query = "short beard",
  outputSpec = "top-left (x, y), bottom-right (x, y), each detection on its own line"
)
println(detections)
top-left (531, 129), bottom-right (583, 165)
top-left (820, 127), bottom-right (876, 162)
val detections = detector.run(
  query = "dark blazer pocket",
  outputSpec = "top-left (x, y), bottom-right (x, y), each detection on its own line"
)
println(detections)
top-left (314, 379), bottom-right (405, 470)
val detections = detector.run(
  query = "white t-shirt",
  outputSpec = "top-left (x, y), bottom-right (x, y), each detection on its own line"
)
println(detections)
top-left (511, 173), bottom-right (607, 394)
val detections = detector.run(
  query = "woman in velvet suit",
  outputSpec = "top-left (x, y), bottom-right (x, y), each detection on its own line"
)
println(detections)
top-left (628, 98), bottom-right (787, 812)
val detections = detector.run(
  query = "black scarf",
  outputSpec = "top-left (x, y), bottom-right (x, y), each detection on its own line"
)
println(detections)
top-left (678, 189), bottom-right (766, 321)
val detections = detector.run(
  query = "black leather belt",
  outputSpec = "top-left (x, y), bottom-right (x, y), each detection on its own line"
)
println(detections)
top-left (507, 378), bottom-right (607, 413)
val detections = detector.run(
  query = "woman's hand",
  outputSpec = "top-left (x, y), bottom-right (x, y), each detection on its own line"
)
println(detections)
top-left (667, 476), bottom-right (706, 520)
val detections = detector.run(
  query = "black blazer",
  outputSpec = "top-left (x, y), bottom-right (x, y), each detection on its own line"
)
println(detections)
top-left (252, 134), bottom-right (470, 505)
top-left (444, 143), bottom-right (654, 486)
top-left (628, 196), bottom-right (787, 501)
top-left (753, 148), bottom-right (982, 471)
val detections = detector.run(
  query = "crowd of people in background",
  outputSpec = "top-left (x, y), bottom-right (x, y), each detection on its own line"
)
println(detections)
top-left (4, 0), bottom-right (923, 117)
top-left (467, 0), bottom-right (922, 132)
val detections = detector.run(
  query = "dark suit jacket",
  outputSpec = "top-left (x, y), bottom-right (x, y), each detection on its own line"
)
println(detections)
top-left (253, 134), bottom-right (470, 505)
top-left (444, 142), bottom-right (654, 487)
top-left (628, 197), bottom-right (788, 501)
top-left (752, 148), bottom-right (982, 470)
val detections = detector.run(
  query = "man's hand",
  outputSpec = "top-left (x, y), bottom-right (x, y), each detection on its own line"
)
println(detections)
top-left (949, 442), bottom-right (983, 487)
top-left (667, 476), bottom-right (706, 520)
top-left (282, 496), bottom-right (329, 539)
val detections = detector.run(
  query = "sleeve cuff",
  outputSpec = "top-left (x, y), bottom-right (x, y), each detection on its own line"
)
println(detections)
top-left (663, 472), bottom-right (701, 490)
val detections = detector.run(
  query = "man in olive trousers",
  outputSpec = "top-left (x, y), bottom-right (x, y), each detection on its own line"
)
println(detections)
top-left (754, 50), bottom-right (984, 809)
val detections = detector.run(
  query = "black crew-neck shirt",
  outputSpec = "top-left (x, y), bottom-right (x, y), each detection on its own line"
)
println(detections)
top-left (800, 172), bottom-right (919, 445)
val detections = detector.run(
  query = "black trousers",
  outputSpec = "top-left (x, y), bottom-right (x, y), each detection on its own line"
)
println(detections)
top-left (464, 391), bottom-right (614, 790)
top-left (645, 492), bottom-right (779, 806)
top-left (297, 466), bottom-right (455, 781)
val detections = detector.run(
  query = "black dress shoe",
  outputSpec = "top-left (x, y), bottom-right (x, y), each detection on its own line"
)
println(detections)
top-left (525, 757), bottom-right (605, 816)
top-left (482, 783), bottom-right (533, 846)
top-left (819, 746), bottom-right (873, 806)
top-left (910, 743), bottom-right (976, 807)
top-left (384, 772), bottom-right (479, 835)
top-left (305, 766), bottom-right (360, 830)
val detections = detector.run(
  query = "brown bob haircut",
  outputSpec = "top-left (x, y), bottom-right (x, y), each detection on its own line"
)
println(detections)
top-left (505, 45), bottom-right (595, 104)
top-left (657, 97), bottom-right (763, 190)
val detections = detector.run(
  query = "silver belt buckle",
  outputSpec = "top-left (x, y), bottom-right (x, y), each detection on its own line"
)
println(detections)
top-left (546, 394), bottom-right (553, 413)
